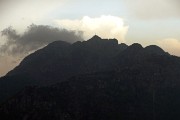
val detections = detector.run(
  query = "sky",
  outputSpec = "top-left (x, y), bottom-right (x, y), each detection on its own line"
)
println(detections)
top-left (0, 0), bottom-right (180, 76)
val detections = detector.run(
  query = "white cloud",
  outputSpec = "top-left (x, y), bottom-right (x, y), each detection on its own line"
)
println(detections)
top-left (157, 38), bottom-right (180, 56)
top-left (55, 15), bottom-right (129, 42)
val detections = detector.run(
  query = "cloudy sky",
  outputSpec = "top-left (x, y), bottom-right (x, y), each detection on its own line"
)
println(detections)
top-left (0, 0), bottom-right (180, 76)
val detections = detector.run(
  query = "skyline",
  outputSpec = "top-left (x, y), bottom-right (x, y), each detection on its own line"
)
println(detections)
top-left (0, 0), bottom-right (180, 76)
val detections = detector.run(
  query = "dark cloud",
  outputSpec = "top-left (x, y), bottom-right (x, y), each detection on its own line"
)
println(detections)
top-left (0, 24), bottom-right (83, 55)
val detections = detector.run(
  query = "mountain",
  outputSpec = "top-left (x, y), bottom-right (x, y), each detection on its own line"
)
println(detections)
top-left (0, 36), bottom-right (127, 103)
top-left (0, 35), bottom-right (180, 120)
top-left (6, 35), bottom-right (123, 82)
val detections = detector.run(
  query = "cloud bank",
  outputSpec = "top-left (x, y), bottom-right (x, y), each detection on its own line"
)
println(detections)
top-left (55, 15), bottom-right (129, 42)
top-left (0, 24), bottom-right (83, 55)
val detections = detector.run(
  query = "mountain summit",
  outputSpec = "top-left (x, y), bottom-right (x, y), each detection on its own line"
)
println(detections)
top-left (89, 35), bottom-right (102, 40)
top-left (0, 36), bottom-right (180, 120)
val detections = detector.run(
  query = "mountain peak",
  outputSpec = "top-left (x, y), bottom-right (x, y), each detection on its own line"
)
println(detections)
top-left (130, 43), bottom-right (143, 48)
top-left (90, 35), bottom-right (102, 40)
top-left (88, 35), bottom-right (119, 45)
top-left (145, 45), bottom-right (169, 55)
top-left (127, 43), bottom-right (143, 51)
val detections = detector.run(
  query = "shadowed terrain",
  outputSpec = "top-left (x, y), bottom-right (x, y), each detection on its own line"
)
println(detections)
top-left (0, 35), bottom-right (180, 120)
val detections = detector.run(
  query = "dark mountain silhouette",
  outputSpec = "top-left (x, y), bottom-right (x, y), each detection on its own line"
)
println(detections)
top-left (0, 36), bottom-right (127, 103)
top-left (7, 36), bottom-right (122, 81)
top-left (145, 45), bottom-right (169, 55)
top-left (0, 35), bottom-right (180, 120)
